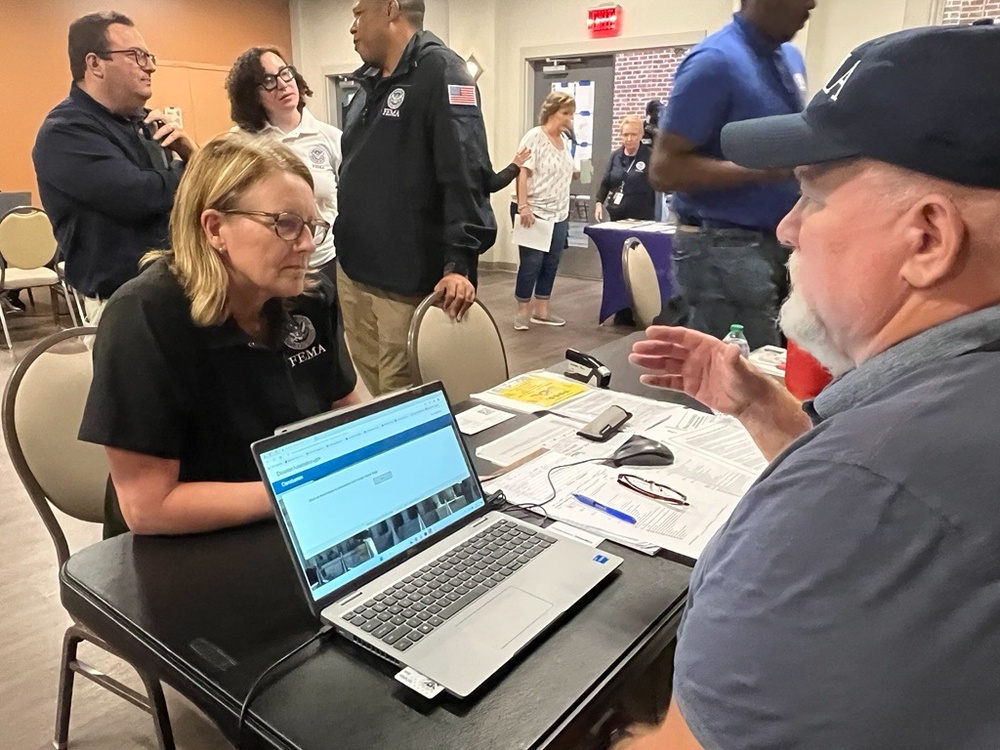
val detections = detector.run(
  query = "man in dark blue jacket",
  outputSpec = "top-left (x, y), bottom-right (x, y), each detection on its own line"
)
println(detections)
top-left (336, 0), bottom-right (497, 396)
top-left (33, 11), bottom-right (196, 322)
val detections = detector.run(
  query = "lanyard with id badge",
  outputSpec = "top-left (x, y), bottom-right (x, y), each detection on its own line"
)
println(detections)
top-left (609, 153), bottom-right (640, 207)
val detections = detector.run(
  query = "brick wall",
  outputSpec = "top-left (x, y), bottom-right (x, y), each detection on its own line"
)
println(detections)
top-left (611, 46), bottom-right (692, 149)
top-left (942, 0), bottom-right (1000, 24)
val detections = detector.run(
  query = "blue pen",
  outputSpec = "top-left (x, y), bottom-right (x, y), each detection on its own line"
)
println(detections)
top-left (572, 493), bottom-right (637, 525)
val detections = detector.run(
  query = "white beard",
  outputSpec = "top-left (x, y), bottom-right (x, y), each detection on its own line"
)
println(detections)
top-left (779, 256), bottom-right (855, 378)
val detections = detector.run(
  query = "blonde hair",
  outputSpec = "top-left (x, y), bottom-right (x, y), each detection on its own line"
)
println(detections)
top-left (620, 114), bottom-right (643, 132)
top-left (144, 131), bottom-right (314, 327)
top-left (538, 91), bottom-right (576, 126)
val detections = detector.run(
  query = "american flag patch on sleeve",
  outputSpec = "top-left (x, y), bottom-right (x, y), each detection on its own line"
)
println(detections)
top-left (448, 85), bottom-right (478, 107)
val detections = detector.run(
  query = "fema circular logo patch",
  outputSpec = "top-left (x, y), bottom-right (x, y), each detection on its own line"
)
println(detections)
top-left (635, 161), bottom-right (646, 172)
top-left (308, 146), bottom-right (330, 167)
top-left (387, 87), bottom-right (406, 110)
top-left (284, 315), bottom-right (317, 351)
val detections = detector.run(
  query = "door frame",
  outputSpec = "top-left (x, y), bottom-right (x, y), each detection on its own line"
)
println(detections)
top-left (518, 31), bottom-right (706, 136)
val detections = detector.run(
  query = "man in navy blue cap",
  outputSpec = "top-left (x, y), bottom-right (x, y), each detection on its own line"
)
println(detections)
top-left (622, 24), bottom-right (1000, 749)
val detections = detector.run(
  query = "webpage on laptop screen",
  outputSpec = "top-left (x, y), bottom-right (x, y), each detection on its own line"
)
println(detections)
top-left (260, 391), bottom-right (485, 603)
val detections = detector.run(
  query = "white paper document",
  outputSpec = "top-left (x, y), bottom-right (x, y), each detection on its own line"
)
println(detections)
top-left (455, 404), bottom-right (515, 436)
top-left (511, 217), bottom-right (555, 252)
top-left (551, 389), bottom-right (688, 437)
top-left (485, 425), bottom-right (764, 560)
top-left (475, 414), bottom-right (629, 467)
top-left (546, 521), bottom-right (605, 547)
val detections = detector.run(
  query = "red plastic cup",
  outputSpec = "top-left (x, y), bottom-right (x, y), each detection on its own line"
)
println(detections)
top-left (784, 340), bottom-right (833, 400)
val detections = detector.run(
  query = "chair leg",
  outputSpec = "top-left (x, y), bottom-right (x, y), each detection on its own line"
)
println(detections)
top-left (61, 280), bottom-right (80, 327)
top-left (50, 287), bottom-right (61, 327)
top-left (139, 673), bottom-right (176, 750)
top-left (0, 301), bottom-right (13, 354)
top-left (54, 628), bottom-right (83, 750)
top-left (27, 288), bottom-right (35, 308)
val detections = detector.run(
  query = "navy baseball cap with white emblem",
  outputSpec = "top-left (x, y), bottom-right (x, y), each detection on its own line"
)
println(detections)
top-left (721, 25), bottom-right (1000, 189)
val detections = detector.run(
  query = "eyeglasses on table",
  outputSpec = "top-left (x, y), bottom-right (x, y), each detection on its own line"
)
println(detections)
top-left (617, 473), bottom-right (689, 506)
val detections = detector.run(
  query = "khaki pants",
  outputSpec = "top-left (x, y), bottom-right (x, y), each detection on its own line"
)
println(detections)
top-left (83, 296), bottom-right (109, 326)
top-left (336, 264), bottom-right (425, 397)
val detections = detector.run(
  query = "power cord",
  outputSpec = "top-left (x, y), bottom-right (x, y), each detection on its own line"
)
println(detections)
top-left (488, 456), bottom-right (612, 519)
top-left (236, 625), bottom-right (334, 747)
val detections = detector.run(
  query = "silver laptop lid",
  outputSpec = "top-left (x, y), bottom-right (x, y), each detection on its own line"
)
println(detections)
top-left (252, 382), bottom-right (489, 616)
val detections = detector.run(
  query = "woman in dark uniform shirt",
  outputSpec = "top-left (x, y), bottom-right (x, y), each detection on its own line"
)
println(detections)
top-left (80, 132), bottom-right (360, 536)
top-left (595, 114), bottom-right (656, 223)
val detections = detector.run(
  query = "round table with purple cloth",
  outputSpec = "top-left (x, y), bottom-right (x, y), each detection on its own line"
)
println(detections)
top-left (583, 222), bottom-right (676, 324)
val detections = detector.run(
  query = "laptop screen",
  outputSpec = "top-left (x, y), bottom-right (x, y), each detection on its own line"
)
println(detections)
top-left (257, 388), bottom-right (485, 605)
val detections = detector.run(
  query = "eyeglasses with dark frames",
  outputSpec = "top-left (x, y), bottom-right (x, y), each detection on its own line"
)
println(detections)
top-left (221, 210), bottom-right (330, 245)
top-left (617, 473), bottom-right (689, 506)
top-left (102, 48), bottom-right (157, 68)
top-left (260, 65), bottom-right (297, 92)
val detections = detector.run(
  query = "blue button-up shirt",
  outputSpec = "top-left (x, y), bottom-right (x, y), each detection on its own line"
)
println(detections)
top-left (663, 14), bottom-right (806, 231)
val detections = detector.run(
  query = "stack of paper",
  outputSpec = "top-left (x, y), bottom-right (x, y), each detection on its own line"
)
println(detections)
top-left (479, 405), bottom-right (767, 561)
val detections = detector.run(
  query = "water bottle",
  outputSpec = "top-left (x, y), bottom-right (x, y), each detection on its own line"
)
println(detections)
top-left (722, 324), bottom-right (751, 358)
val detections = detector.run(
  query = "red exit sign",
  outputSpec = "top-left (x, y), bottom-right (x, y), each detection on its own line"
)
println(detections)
top-left (588, 4), bottom-right (623, 37)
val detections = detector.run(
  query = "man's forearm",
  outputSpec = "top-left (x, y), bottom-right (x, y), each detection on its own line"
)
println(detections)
top-left (736, 377), bottom-right (812, 461)
top-left (651, 151), bottom-right (785, 194)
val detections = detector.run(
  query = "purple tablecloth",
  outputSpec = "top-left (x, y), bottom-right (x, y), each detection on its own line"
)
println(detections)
top-left (584, 222), bottom-right (676, 323)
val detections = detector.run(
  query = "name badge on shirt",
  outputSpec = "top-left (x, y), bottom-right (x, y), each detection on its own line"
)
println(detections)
top-left (612, 192), bottom-right (623, 206)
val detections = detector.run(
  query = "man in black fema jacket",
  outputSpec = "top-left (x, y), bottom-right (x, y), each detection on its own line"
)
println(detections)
top-left (33, 11), bottom-right (196, 322)
top-left (337, 0), bottom-right (497, 396)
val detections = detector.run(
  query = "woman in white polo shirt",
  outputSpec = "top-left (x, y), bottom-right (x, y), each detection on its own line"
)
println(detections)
top-left (512, 91), bottom-right (576, 330)
top-left (226, 47), bottom-right (342, 281)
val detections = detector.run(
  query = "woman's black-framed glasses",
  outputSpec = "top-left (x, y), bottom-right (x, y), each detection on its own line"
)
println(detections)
top-left (260, 65), bottom-right (297, 91)
top-left (103, 48), bottom-right (157, 67)
top-left (617, 473), bottom-right (689, 506)
top-left (222, 210), bottom-right (330, 245)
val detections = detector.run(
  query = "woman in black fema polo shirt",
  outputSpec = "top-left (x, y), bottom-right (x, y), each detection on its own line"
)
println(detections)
top-left (80, 132), bottom-right (360, 537)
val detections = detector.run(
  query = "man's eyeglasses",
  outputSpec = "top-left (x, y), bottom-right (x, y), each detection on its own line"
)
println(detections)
top-left (617, 474), bottom-right (689, 506)
top-left (103, 48), bottom-right (157, 68)
top-left (260, 66), bottom-right (297, 92)
top-left (221, 210), bottom-right (330, 245)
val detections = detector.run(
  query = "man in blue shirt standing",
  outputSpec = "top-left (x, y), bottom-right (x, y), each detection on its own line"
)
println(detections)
top-left (33, 12), bottom-right (196, 323)
top-left (652, 0), bottom-right (814, 347)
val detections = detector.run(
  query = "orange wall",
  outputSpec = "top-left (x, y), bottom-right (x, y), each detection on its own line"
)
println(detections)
top-left (1, 0), bottom-right (293, 201)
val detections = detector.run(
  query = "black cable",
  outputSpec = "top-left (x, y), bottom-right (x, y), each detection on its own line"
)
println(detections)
top-left (493, 456), bottom-right (612, 518)
top-left (236, 625), bottom-right (333, 747)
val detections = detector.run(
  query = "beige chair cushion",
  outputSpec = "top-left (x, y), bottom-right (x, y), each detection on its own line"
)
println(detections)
top-left (623, 240), bottom-right (662, 327)
top-left (0, 210), bottom-right (57, 269)
top-left (3, 267), bottom-right (59, 288)
top-left (13, 335), bottom-right (107, 522)
top-left (411, 300), bottom-right (509, 404)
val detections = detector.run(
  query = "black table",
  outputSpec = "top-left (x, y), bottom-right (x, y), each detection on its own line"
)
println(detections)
top-left (60, 335), bottom-right (698, 750)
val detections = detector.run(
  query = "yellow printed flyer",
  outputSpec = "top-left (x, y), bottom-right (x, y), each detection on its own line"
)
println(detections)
top-left (492, 374), bottom-right (589, 409)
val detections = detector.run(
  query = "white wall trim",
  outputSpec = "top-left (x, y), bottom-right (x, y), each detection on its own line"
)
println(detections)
top-left (520, 30), bottom-right (706, 61)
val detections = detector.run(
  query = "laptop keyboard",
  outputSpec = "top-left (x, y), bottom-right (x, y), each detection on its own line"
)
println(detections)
top-left (341, 519), bottom-right (558, 652)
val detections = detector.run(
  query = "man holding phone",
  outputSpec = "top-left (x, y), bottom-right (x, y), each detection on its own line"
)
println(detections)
top-left (33, 12), bottom-right (197, 322)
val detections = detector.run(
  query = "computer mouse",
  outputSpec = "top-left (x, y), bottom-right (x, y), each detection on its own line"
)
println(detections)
top-left (609, 435), bottom-right (675, 467)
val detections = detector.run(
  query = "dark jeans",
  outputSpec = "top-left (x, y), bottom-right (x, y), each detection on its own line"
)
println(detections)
top-left (670, 227), bottom-right (789, 348)
top-left (511, 202), bottom-right (570, 302)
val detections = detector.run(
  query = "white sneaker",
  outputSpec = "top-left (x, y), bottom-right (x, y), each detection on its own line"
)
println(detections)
top-left (513, 314), bottom-right (530, 331)
top-left (530, 314), bottom-right (565, 326)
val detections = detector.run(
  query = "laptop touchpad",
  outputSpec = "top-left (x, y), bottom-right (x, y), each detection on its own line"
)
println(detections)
top-left (457, 588), bottom-right (552, 648)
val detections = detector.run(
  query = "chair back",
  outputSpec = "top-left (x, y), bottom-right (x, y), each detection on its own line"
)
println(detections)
top-left (0, 207), bottom-right (58, 270)
top-left (622, 237), bottom-right (662, 327)
top-left (2, 327), bottom-right (107, 566)
top-left (408, 292), bottom-right (509, 404)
